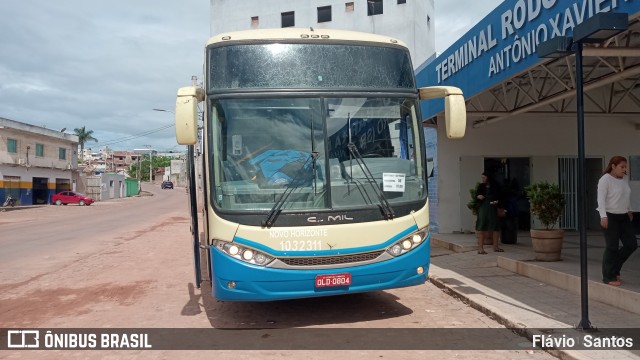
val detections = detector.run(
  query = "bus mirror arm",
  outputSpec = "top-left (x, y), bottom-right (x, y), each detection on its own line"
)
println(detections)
top-left (418, 86), bottom-right (467, 139)
top-left (175, 86), bottom-right (204, 145)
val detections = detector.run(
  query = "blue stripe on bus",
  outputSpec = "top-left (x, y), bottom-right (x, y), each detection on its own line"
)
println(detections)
top-left (210, 233), bottom-right (431, 302)
top-left (232, 224), bottom-right (419, 257)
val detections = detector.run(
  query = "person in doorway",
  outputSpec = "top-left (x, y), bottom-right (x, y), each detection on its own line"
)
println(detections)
top-left (597, 156), bottom-right (636, 286)
top-left (475, 172), bottom-right (504, 254)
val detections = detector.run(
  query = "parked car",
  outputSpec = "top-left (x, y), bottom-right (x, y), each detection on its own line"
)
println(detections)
top-left (51, 191), bottom-right (94, 206)
top-left (161, 181), bottom-right (174, 189)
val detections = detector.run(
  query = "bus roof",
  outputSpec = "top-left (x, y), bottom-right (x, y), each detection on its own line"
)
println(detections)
top-left (206, 28), bottom-right (407, 48)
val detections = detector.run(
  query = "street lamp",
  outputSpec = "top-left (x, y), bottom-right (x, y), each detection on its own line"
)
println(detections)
top-left (537, 12), bottom-right (628, 331)
top-left (152, 108), bottom-right (176, 184)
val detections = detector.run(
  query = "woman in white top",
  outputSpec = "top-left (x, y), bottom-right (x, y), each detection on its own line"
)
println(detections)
top-left (597, 156), bottom-right (637, 286)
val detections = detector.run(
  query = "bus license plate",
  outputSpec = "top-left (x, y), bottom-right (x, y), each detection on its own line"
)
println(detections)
top-left (315, 273), bottom-right (352, 288)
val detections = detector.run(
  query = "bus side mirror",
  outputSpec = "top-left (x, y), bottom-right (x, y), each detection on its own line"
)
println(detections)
top-left (175, 86), bottom-right (204, 145)
top-left (419, 86), bottom-right (466, 139)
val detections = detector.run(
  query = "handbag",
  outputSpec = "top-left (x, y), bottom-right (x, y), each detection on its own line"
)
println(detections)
top-left (497, 207), bottom-right (507, 218)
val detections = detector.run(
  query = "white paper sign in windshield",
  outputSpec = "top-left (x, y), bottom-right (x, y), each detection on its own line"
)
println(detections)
top-left (383, 173), bottom-right (405, 192)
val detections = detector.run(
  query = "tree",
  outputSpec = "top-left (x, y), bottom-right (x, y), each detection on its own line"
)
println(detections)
top-left (128, 155), bottom-right (172, 181)
top-left (73, 126), bottom-right (98, 161)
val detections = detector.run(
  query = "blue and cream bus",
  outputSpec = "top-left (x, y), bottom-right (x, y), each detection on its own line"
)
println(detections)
top-left (175, 28), bottom-right (466, 301)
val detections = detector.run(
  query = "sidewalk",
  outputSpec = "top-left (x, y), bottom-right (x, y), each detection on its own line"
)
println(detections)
top-left (0, 205), bottom-right (47, 212)
top-left (429, 231), bottom-right (640, 360)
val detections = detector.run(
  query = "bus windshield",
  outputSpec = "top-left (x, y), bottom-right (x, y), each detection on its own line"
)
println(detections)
top-left (208, 43), bottom-right (415, 91)
top-left (209, 97), bottom-right (425, 213)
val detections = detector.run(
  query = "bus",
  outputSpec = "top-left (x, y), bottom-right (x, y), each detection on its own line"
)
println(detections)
top-left (175, 28), bottom-right (466, 302)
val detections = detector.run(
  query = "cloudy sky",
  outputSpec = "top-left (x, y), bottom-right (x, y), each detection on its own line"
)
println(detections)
top-left (0, 0), bottom-right (503, 152)
top-left (434, 0), bottom-right (504, 53)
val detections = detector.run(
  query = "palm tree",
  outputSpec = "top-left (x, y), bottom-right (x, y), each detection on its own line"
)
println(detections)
top-left (73, 126), bottom-right (98, 161)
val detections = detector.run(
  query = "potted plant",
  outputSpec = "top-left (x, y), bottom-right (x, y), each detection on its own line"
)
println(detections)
top-left (525, 181), bottom-right (566, 261)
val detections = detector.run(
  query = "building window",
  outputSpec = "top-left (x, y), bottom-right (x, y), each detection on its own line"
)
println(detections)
top-left (345, 2), bottom-right (354, 12)
top-left (7, 138), bottom-right (17, 153)
top-left (318, 6), bottom-right (332, 23)
top-left (251, 16), bottom-right (259, 28)
top-left (367, 0), bottom-right (383, 16)
top-left (59, 147), bottom-right (67, 160)
top-left (281, 11), bottom-right (294, 28)
top-left (36, 143), bottom-right (44, 157)
top-left (397, 0), bottom-right (406, 4)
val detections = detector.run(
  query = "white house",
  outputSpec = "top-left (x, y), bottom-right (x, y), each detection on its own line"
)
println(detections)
top-left (0, 117), bottom-right (79, 205)
top-left (210, 0), bottom-right (434, 68)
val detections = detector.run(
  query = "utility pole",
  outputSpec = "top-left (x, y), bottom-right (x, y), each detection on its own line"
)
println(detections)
top-left (150, 150), bottom-right (153, 183)
top-left (144, 145), bottom-right (154, 184)
top-left (137, 154), bottom-right (141, 194)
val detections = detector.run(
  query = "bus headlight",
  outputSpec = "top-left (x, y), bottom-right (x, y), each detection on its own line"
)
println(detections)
top-left (254, 253), bottom-right (268, 265)
top-left (217, 241), bottom-right (274, 266)
top-left (386, 228), bottom-right (429, 257)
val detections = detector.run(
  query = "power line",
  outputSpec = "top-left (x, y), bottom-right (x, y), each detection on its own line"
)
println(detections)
top-left (94, 123), bottom-right (174, 147)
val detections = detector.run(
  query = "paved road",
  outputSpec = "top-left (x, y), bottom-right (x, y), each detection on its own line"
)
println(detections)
top-left (0, 184), bottom-right (555, 359)
top-left (0, 183), bottom-right (186, 284)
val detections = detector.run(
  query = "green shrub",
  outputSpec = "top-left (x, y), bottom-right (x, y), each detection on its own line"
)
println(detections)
top-left (525, 181), bottom-right (566, 230)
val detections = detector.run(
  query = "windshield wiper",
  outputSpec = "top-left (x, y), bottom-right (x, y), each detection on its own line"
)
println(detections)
top-left (262, 151), bottom-right (319, 228)
top-left (346, 142), bottom-right (394, 220)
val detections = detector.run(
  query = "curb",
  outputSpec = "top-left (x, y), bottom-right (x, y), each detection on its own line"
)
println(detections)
top-left (431, 236), bottom-right (474, 253)
top-left (428, 274), bottom-right (579, 360)
top-left (497, 256), bottom-right (640, 315)
top-left (0, 205), bottom-right (48, 212)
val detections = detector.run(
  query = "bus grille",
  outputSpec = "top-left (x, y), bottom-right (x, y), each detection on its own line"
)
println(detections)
top-left (278, 250), bottom-right (385, 267)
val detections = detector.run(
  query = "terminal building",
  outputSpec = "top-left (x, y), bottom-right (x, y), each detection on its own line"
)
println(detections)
top-left (208, 0), bottom-right (639, 234)
top-left (418, 0), bottom-right (640, 233)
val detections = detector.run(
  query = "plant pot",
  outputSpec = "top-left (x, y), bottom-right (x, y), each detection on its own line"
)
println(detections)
top-left (530, 229), bottom-right (564, 261)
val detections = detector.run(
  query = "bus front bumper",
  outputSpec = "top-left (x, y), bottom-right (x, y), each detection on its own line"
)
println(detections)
top-left (209, 239), bottom-right (431, 302)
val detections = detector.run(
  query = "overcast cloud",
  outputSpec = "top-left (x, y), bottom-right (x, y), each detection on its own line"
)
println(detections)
top-left (434, 0), bottom-right (504, 54)
top-left (0, 0), bottom-right (503, 152)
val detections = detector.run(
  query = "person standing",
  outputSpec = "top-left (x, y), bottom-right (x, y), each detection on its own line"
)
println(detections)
top-left (475, 172), bottom-right (504, 254)
top-left (597, 156), bottom-right (637, 286)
